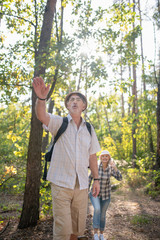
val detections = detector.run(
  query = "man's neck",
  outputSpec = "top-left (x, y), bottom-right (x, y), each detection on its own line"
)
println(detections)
top-left (70, 113), bottom-right (82, 128)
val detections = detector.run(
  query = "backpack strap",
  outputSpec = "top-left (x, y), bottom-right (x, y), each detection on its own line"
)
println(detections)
top-left (54, 117), bottom-right (68, 143)
top-left (43, 117), bottom-right (68, 180)
top-left (86, 121), bottom-right (91, 135)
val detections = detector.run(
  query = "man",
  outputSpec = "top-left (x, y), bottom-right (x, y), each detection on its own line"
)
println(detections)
top-left (32, 77), bottom-right (101, 240)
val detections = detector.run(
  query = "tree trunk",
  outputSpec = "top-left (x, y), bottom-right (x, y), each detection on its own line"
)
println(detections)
top-left (18, 0), bottom-right (57, 229)
top-left (138, 0), bottom-right (154, 155)
top-left (121, 92), bottom-right (125, 118)
top-left (132, 0), bottom-right (137, 167)
top-left (138, 0), bottom-right (146, 93)
top-left (156, 20), bottom-right (160, 185)
top-left (120, 33), bottom-right (125, 118)
top-left (41, 1), bottom-right (64, 153)
top-left (104, 107), bottom-right (112, 136)
top-left (77, 56), bottom-right (83, 91)
top-left (155, 0), bottom-right (160, 187)
top-left (128, 64), bottom-right (131, 116)
top-left (95, 102), bottom-right (101, 131)
top-left (132, 66), bottom-right (137, 166)
top-left (156, 74), bottom-right (160, 186)
top-left (148, 123), bottom-right (154, 153)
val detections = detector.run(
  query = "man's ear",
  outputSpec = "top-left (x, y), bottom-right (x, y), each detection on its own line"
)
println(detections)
top-left (66, 102), bottom-right (69, 110)
top-left (83, 103), bottom-right (86, 110)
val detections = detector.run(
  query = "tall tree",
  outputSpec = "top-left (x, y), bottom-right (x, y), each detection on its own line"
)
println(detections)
top-left (18, 0), bottom-right (57, 228)
top-left (156, 0), bottom-right (160, 186)
top-left (156, 59), bottom-right (160, 185)
top-left (138, 0), bottom-right (154, 154)
top-left (131, 0), bottom-right (138, 166)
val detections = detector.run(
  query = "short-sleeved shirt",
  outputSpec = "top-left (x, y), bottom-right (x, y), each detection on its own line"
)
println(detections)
top-left (47, 114), bottom-right (101, 190)
top-left (89, 162), bottom-right (122, 200)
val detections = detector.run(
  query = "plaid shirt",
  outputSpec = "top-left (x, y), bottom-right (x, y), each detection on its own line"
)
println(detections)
top-left (89, 162), bottom-right (122, 200)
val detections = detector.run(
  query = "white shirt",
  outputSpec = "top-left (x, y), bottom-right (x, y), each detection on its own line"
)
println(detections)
top-left (47, 114), bottom-right (101, 190)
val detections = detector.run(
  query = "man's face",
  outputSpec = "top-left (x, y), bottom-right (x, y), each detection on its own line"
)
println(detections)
top-left (66, 94), bottom-right (86, 115)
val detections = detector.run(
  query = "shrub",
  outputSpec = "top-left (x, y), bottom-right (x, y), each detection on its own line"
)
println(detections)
top-left (126, 168), bottom-right (147, 188)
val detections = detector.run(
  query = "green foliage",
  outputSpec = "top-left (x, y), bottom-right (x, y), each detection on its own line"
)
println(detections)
top-left (40, 181), bottom-right (52, 217)
top-left (0, 0), bottom-right (38, 103)
top-left (0, 103), bottom-right (30, 193)
top-left (126, 168), bottom-right (147, 188)
top-left (123, 156), bottom-right (159, 195)
top-left (130, 214), bottom-right (151, 225)
top-left (145, 184), bottom-right (160, 198)
top-left (0, 202), bottom-right (21, 213)
top-left (144, 170), bottom-right (160, 198)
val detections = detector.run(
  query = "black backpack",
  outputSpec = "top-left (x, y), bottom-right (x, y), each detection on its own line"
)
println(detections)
top-left (43, 117), bottom-right (91, 180)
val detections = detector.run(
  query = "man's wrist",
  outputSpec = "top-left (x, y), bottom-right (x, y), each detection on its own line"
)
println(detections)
top-left (94, 178), bottom-right (100, 181)
top-left (37, 96), bottom-right (47, 101)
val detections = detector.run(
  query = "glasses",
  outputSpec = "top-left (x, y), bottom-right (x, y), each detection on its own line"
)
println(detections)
top-left (69, 97), bottom-right (82, 102)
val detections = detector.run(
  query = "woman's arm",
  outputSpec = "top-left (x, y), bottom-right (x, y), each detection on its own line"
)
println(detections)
top-left (110, 160), bottom-right (122, 181)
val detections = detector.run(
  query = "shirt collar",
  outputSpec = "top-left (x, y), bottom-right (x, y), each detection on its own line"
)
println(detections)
top-left (99, 161), bottom-right (109, 170)
top-left (67, 114), bottom-right (85, 125)
top-left (67, 114), bottom-right (72, 122)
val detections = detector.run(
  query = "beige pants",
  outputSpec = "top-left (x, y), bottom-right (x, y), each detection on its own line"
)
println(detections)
top-left (51, 178), bottom-right (88, 240)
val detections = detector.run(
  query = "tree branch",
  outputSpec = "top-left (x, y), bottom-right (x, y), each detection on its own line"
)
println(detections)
top-left (3, 13), bottom-right (35, 27)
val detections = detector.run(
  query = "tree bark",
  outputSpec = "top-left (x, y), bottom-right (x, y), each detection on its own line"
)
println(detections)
top-left (120, 63), bottom-right (125, 118)
top-left (128, 64), bottom-right (131, 116)
top-left (41, 1), bottom-right (64, 153)
top-left (132, 0), bottom-right (137, 167)
top-left (138, 0), bottom-right (154, 155)
top-left (77, 56), bottom-right (83, 91)
top-left (154, 0), bottom-right (160, 187)
top-left (156, 76), bottom-right (160, 173)
top-left (138, 0), bottom-right (146, 92)
top-left (148, 123), bottom-right (154, 153)
top-left (18, 0), bottom-right (57, 229)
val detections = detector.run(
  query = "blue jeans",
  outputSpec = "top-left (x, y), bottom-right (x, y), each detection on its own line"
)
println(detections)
top-left (89, 192), bottom-right (110, 231)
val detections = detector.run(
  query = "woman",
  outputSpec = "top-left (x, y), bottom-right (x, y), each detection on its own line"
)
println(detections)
top-left (89, 150), bottom-right (122, 240)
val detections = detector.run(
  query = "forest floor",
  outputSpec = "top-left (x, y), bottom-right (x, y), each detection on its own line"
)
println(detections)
top-left (0, 184), bottom-right (160, 240)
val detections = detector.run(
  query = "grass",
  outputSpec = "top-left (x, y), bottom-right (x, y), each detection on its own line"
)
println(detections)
top-left (130, 214), bottom-right (151, 225)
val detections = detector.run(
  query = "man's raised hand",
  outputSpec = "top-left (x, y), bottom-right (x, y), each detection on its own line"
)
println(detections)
top-left (32, 77), bottom-right (50, 99)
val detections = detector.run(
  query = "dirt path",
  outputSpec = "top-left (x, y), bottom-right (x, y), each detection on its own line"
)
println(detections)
top-left (0, 186), bottom-right (160, 240)
top-left (88, 186), bottom-right (160, 240)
